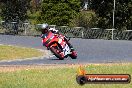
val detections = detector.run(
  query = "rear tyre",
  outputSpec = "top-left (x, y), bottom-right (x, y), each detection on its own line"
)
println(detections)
top-left (50, 46), bottom-right (64, 60)
top-left (69, 51), bottom-right (77, 59)
top-left (69, 54), bottom-right (77, 59)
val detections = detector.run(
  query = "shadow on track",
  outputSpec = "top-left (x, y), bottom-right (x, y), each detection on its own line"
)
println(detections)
top-left (48, 58), bottom-right (62, 60)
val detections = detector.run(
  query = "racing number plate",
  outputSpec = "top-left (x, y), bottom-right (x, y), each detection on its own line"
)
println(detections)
top-left (63, 44), bottom-right (70, 56)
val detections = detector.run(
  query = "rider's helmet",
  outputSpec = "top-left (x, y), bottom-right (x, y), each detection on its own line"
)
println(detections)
top-left (41, 23), bottom-right (49, 34)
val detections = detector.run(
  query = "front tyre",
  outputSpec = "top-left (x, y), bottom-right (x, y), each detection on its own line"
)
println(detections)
top-left (50, 46), bottom-right (64, 60)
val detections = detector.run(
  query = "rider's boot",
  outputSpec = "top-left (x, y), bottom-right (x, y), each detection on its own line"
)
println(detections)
top-left (67, 42), bottom-right (77, 56)
top-left (64, 36), bottom-right (77, 56)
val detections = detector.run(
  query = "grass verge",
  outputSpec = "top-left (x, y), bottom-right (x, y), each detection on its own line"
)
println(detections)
top-left (0, 63), bottom-right (131, 88)
top-left (0, 45), bottom-right (44, 60)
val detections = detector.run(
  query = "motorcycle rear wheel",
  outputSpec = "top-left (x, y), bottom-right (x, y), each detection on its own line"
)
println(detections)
top-left (69, 51), bottom-right (77, 59)
top-left (69, 54), bottom-right (77, 59)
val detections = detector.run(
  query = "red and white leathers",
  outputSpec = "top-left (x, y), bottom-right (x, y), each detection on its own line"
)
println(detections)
top-left (41, 27), bottom-right (77, 56)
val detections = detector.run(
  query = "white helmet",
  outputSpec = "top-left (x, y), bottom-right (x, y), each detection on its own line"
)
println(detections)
top-left (41, 23), bottom-right (49, 30)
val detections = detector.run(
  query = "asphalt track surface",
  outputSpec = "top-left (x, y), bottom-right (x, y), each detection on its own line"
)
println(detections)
top-left (0, 34), bottom-right (132, 65)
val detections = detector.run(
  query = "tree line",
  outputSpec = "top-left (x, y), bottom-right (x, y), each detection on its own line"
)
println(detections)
top-left (0, 0), bottom-right (132, 30)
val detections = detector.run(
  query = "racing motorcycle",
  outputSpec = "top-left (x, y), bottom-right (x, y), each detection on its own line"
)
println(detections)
top-left (42, 31), bottom-right (77, 60)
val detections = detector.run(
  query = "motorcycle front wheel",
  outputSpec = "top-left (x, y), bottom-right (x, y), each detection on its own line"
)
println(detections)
top-left (50, 46), bottom-right (64, 60)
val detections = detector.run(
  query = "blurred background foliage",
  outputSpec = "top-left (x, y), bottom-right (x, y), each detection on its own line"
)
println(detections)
top-left (0, 0), bottom-right (132, 30)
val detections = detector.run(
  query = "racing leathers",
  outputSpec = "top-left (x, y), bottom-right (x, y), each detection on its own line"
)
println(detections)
top-left (41, 28), bottom-right (75, 52)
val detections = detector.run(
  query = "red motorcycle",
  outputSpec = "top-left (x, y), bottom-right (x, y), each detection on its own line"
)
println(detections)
top-left (42, 31), bottom-right (77, 60)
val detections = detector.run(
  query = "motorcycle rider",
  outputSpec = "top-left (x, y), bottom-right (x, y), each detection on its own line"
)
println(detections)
top-left (40, 23), bottom-right (77, 55)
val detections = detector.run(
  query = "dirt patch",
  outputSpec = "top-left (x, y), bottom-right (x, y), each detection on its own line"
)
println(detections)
top-left (0, 63), bottom-right (131, 73)
top-left (0, 64), bottom-right (77, 72)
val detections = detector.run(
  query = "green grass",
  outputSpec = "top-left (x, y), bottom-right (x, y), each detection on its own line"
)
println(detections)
top-left (0, 45), bottom-right (44, 60)
top-left (0, 64), bottom-right (132, 88)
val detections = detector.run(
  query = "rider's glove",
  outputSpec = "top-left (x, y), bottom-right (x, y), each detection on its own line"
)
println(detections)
top-left (41, 34), bottom-right (47, 38)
